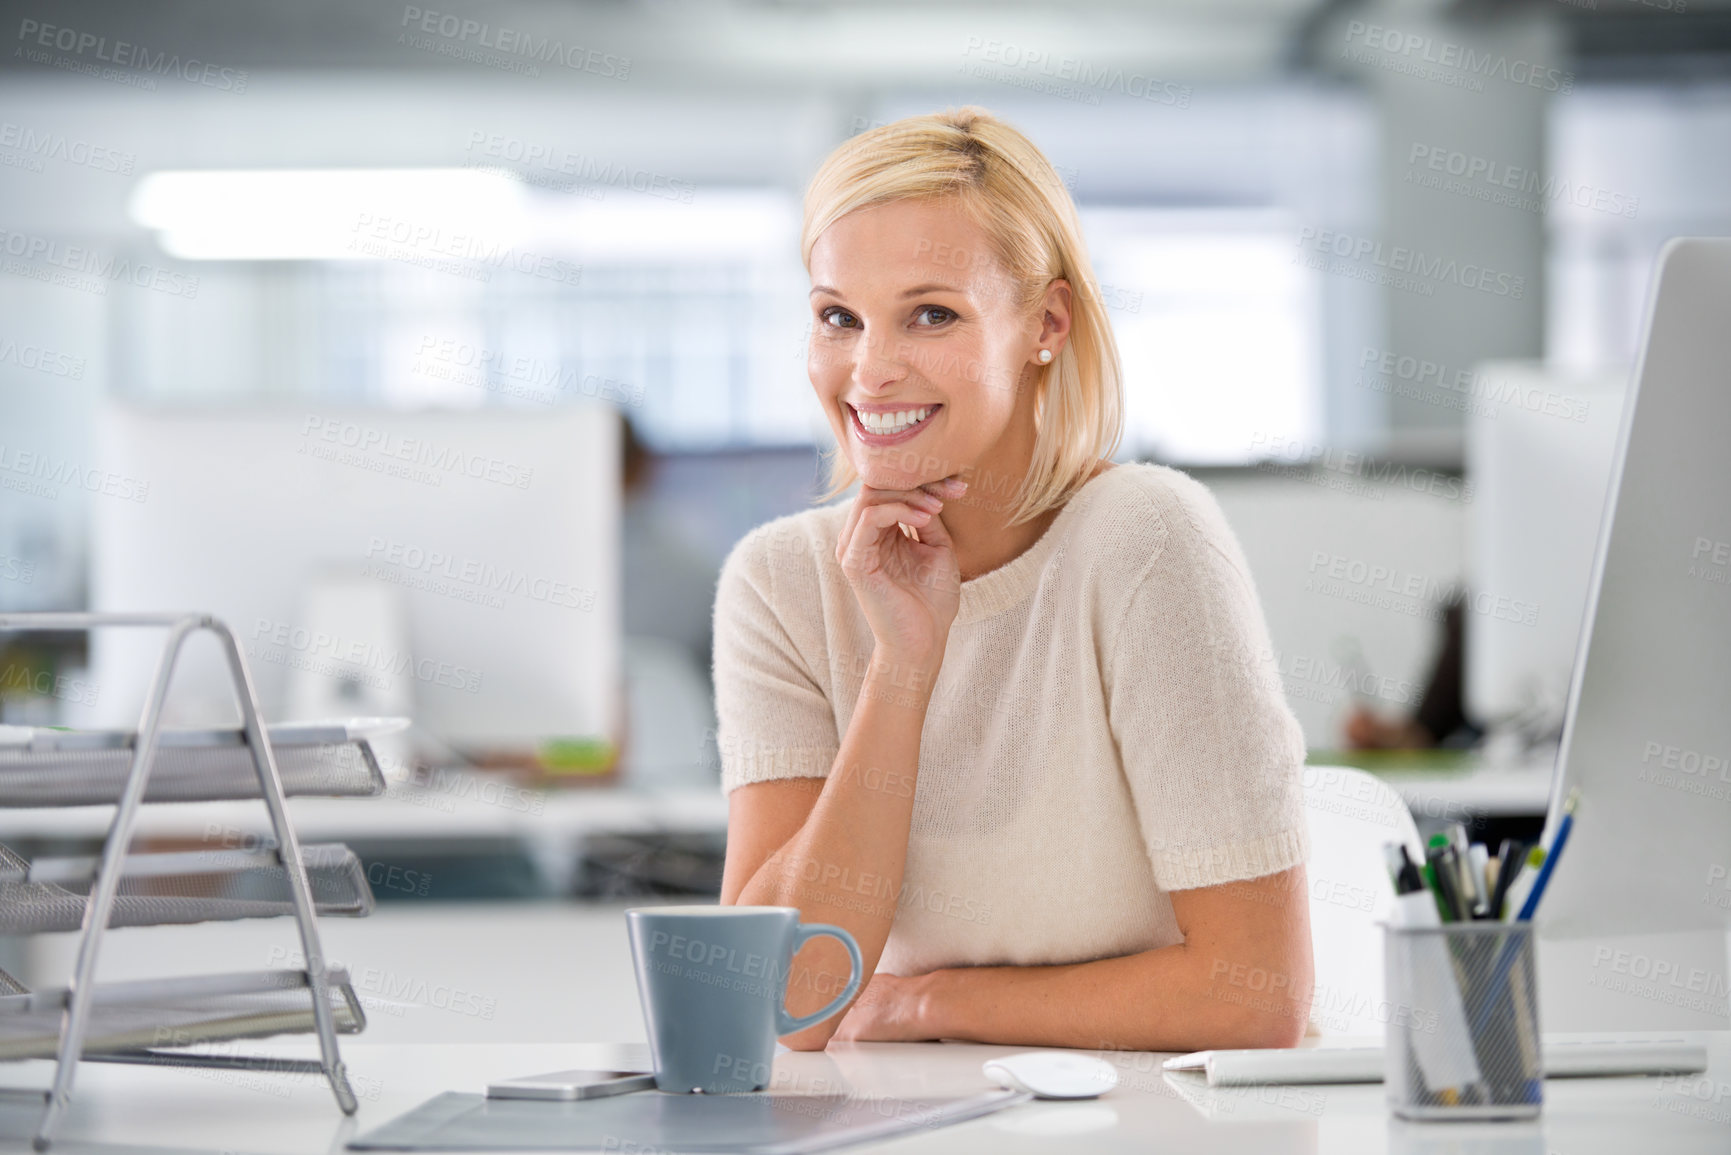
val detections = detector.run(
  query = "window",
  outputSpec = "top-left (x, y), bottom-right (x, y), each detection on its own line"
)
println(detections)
top-left (1547, 83), bottom-right (1731, 373)
top-left (114, 178), bottom-right (1330, 462)
top-left (1079, 207), bottom-right (1323, 465)
top-left (116, 184), bottom-right (817, 450)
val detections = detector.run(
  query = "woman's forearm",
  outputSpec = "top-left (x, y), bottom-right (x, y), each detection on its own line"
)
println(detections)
top-left (911, 870), bottom-right (1315, 1052)
top-left (729, 648), bottom-right (939, 1048)
top-left (919, 940), bottom-right (1311, 1052)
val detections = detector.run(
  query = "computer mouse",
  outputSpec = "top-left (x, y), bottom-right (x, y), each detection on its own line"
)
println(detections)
top-left (981, 1051), bottom-right (1119, 1099)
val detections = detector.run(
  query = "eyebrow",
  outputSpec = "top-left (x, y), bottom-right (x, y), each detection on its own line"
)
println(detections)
top-left (899, 283), bottom-right (963, 297)
top-left (807, 282), bottom-right (965, 298)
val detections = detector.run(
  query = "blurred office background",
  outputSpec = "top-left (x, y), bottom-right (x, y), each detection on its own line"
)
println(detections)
top-left (2, 0), bottom-right (1728, 1040)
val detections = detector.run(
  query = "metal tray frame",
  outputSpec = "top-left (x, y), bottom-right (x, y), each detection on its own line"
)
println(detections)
top-left (0, 842), bottom-right (375, 933)
top-left (0, 966), bottom-right (368, 1061)
top-left (0, 612), bottom-right (361, 1149)
top-left (0, 724), bottom-right (389, 806)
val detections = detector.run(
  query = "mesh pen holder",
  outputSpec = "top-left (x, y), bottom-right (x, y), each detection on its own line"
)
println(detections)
top-left (1383, 921), bottom-right (1542, 1121)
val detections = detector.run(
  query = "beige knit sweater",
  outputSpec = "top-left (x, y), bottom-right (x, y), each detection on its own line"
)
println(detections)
top-left (712, 462), bottom-right (1310, 976)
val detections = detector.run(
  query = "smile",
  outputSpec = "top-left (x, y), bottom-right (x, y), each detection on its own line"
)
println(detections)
top-left (848, 403), bottom-right (942, 445)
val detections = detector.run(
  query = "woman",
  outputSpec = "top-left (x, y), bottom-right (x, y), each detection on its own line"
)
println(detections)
top-left (714, 106), bottom-right (1313, 1053)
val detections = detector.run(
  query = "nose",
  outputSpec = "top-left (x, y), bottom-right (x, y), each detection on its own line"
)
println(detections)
top-left (851, 330), bottom-right (912, 393)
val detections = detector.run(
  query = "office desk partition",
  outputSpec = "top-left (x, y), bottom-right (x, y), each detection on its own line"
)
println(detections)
top-left (1, 1035), bottom-right (1724, 1153)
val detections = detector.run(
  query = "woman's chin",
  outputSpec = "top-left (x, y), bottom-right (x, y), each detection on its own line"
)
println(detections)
top-left (857, 464), bottom-right (934, 492)
top-left (851, 448), bottom-right (958, 493)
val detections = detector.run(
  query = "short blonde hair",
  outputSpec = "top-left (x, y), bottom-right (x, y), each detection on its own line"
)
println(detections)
top-left (800, 106), bottom-right (1124, 528)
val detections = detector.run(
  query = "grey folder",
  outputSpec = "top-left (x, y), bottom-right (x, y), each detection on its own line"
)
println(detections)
top-left (347, 1087), bottom-right (1029, 1153)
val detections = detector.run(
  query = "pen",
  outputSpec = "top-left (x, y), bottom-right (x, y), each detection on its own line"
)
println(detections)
top-left (1486, 839), bottom-right (1525, 922)
top-left (1419, 859), bottom-right (1453, 923)
top-left (1516, 789), bottom-right (1579, 922)
top-left (1467, 843), bottom-right (1491, 919)
top-left (1389, 843), bottom-right (1425, 896)
top-left (1438, 847), bottom-right (1468, 924)
top-left (1446, 825), bottom-right (1481, 916)
top-left (1501, 847), bottom-right (1546, 923)
top-left (1383, 843), bottom-right (1409, 895)
top-left (1424, 841), bottom-right (1462, 923)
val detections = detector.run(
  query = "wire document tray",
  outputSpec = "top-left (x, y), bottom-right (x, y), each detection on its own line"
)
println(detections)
top-left (0, 612), bottom-right (393, 1150)
top-left (0, 719), bottom-right (397, 806)
top-left (0, 842), bottom-right (374, 934)
top-left (0, 969), bottom-right (366, 1061)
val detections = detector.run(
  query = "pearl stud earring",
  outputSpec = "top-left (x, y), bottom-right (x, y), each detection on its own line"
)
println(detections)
top-left (1037, 348), bottom-right (1053, 364)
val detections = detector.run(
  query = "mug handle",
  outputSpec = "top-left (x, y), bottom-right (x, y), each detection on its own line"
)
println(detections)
top-left (774, 922), bottom-right (864, 1036)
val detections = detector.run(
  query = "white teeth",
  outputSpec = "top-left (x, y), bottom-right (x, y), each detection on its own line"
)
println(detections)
top-left (856, 405), bottom-right (934, 435)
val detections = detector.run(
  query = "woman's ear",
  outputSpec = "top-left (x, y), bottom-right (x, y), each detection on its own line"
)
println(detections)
top-left (1040, 279), bottom-right (1074, 351)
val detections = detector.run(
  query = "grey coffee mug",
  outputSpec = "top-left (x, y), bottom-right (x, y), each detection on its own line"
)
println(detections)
top-left (625, 905), bottom-right (863, 1093)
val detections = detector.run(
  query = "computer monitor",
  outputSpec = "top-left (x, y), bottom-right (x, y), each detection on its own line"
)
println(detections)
top-left (1540, 238), bottom-right (1731, 940)
top-left (77, 403), bottom-right (621, 760)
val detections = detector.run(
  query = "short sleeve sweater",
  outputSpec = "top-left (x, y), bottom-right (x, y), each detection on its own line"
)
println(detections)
top-left (711, 462), bottom-right (1310, 976)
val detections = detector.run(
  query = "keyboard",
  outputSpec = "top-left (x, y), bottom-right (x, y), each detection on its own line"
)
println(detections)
top-left (1161, 1033), bottom-right (1709, 1086)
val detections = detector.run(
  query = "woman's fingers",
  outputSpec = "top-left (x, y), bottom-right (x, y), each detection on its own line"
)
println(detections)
top-left (835, 484), bottom-right (944, 563)
top-left (833, 477), bottom-right (965, 659)
top-left (856, 504), bottom-right (937, 558)
top-left (834, 478), bottom-right (965, 578)
top-left (835, 500), bottom-right (865, 565)
top-left (898, 500), bottom-right (953, 551)
top-left (850, 508), bottom-right (930, 548)
top-left (841, 502), bottom-right (934, 568)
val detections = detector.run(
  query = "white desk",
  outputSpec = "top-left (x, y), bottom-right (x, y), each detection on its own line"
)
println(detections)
top-left (1383, 765), bottom-right (1554, 821)
top-left (1304, 752), bottom-right (1556, 822)
top-left (0, 1035), bottom-right (1724, 1154)
top-left (0, 782), bottom-right (731, 843)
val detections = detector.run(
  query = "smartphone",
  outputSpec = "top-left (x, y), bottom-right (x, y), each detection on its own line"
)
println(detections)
top-left (486, 1069), bottom-right (658, 1101)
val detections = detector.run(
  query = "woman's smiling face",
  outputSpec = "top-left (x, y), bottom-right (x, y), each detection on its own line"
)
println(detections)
top-left (806, 197), bottom-right (1049, 493)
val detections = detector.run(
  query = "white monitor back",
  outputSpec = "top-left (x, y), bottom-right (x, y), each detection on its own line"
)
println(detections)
top-left (1542, 238), bottom-right (1731, 939)
top-left (1465, 362), bottom-right (1628, 726)
top-left (82, 404), bottom-right (620, 753)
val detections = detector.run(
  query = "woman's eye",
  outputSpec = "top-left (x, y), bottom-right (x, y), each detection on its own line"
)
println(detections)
top-left (820, 307), bottom-right (858, 330)
top-left (913, 305), bottom-right (954, 327)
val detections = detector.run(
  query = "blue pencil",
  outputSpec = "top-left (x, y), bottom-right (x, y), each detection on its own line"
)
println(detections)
top-left (1516, 790), bottom-right (1578, 922)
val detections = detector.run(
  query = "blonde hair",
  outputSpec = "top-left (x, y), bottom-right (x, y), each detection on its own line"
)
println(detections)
top-left (800, 106), bottom-right (1125, 528)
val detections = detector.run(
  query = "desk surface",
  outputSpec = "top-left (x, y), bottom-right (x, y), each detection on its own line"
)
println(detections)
top-left (2, 1035), bottom-right (1725, 1154)
top-left (1310, 752), bottom-right (1555, 818)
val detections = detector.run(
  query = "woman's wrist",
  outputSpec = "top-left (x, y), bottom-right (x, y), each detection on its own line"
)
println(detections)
top-left (862, 645), bottom-right (944, 710)
top-left (913, 968), bottom-right (959, 1039)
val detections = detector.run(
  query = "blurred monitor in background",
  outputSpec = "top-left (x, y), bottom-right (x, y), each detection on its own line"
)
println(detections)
top-left (1464, 362), bottom-right (1629, 753)
top-left (617, 413), bottom-right (721, 789)
top-left (620, 414), bottom-right (719, 675)
top-left (75, 402), bottom-right (621, 769)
